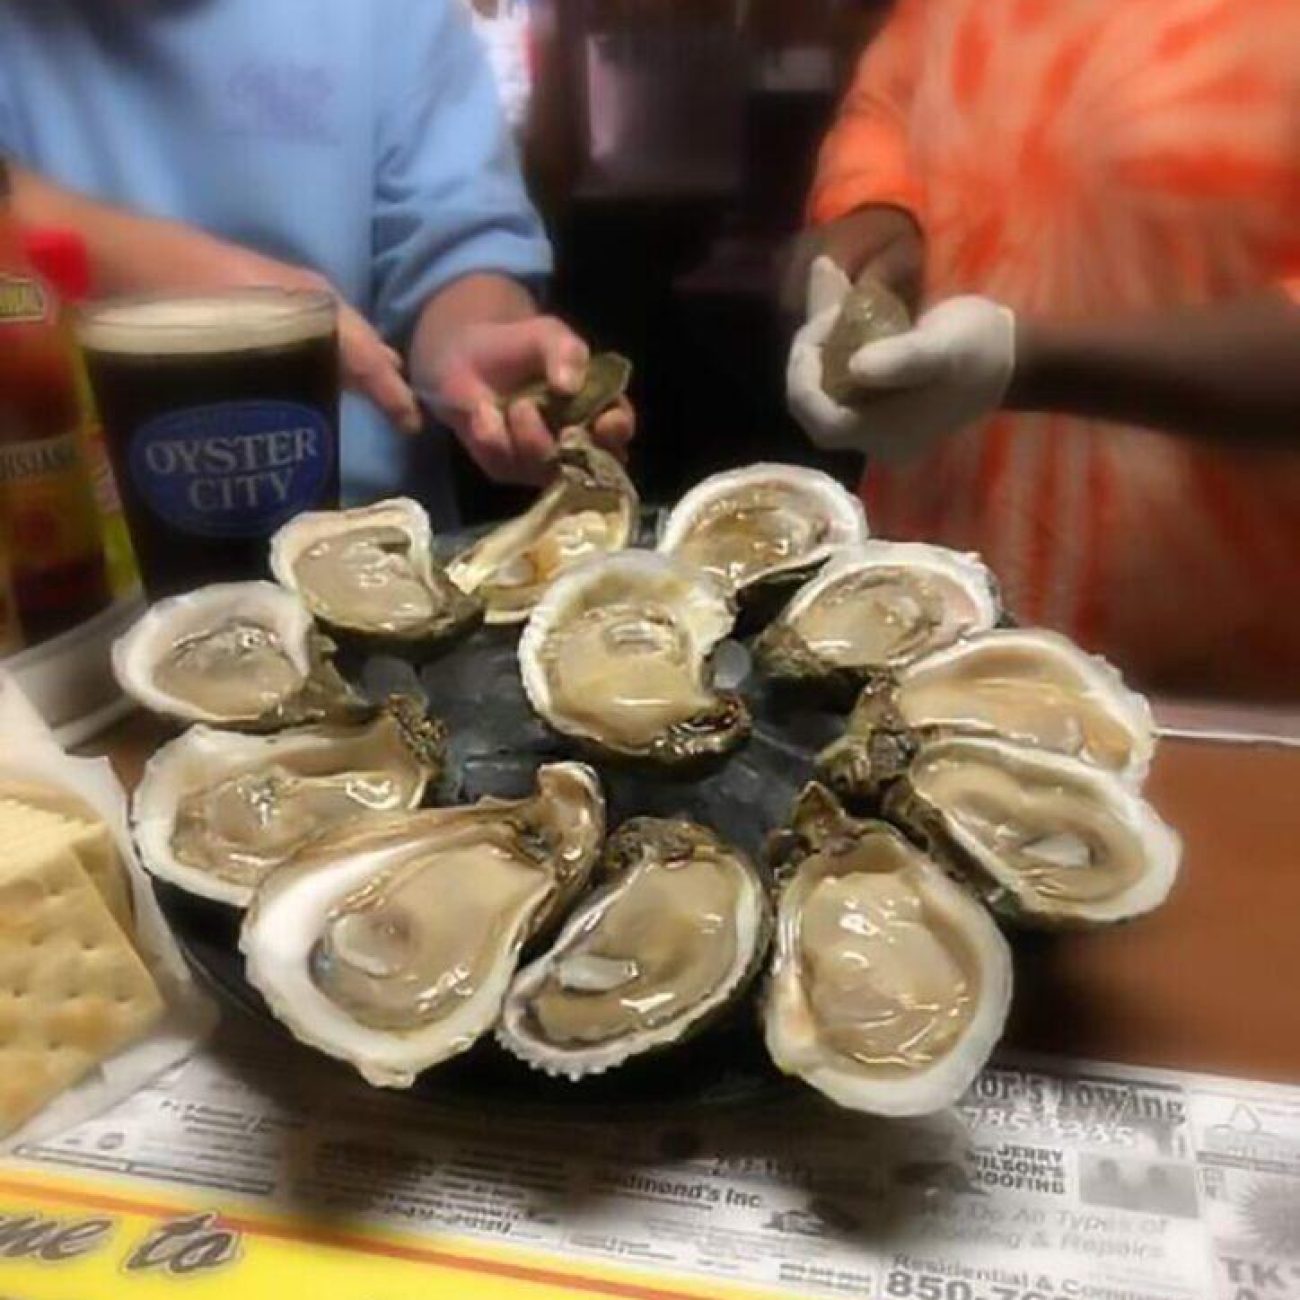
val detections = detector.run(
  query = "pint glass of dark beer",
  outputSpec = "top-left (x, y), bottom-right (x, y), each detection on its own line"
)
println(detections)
top-left (78, 289), bottom-right (339, 596)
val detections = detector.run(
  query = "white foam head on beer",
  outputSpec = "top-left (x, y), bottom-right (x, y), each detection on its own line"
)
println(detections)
top-left (78, 290), bottom-right (335, 355)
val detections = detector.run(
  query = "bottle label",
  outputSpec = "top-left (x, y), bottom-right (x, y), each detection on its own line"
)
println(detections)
top-left (0, 431), bottom-right (105, 575)
top-left (0, 435), bottom-right (82, 481)
top-left (128, 400), bottom-right (335, 539)
top-left (0, 274), bottom-right (48, 324)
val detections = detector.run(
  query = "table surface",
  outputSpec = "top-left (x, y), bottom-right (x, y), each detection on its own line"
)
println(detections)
top-left (93, 712), bottom-right (1300, 1087)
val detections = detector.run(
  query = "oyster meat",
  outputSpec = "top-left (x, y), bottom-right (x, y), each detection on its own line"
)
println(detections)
top-left (519, 551), bottom-right (749, 769)
top-left (658, 464), bottom-right (868, 602)
top-left (505, 352), bottom-right (632, 432)
top-left (756, 541), bottom-right (999, 703)
top-left (818, 627), bottom-right (1156, 799)
top-left (764, 784), bottom-right (1012, 1116)
top-left (270, 498), bottom-right (482, 651)
top-left (448, 430), bottom-right (638, 624)
top-left (133, 698), bottom-right (446, 907)
top-left (240, 762), bottom-right (605, 1086)
top-left (112, 581), bottom-right (363, 729)
top-left (821, 274), bottom-right (911, 407)
top-left (886, 736), bottom-right (1181, 928)
top-left (498, 817), bottom-right (771, 1079)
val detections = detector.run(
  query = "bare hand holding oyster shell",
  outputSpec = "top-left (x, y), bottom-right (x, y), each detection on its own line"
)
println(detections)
top-left (421, 314), bottom-right (634, 487)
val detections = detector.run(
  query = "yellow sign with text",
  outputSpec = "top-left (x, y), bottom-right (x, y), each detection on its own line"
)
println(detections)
top-left (0, 1168), bottom-right (793, 1300)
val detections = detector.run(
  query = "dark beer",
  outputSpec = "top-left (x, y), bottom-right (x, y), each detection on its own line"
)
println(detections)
top-left (79, 290), bottom-right (339, 596)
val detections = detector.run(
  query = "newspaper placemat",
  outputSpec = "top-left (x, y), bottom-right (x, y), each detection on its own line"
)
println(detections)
top-left (1, 1019), bottom-right (1296, 1300)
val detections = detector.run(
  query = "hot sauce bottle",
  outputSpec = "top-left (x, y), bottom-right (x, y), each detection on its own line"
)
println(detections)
top-left (23, 227), bottom-right (141, 600)
top-left (0, 532), bottom-right (21, 654)
top-left (0, 161), bottom-right (111, 643)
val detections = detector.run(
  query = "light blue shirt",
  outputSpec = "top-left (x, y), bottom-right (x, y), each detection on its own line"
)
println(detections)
top-left (0, 0), bottom-right (552, 513)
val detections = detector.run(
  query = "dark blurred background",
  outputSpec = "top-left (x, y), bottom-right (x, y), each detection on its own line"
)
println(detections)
top-left (453, 0), bottom-right (890, 521)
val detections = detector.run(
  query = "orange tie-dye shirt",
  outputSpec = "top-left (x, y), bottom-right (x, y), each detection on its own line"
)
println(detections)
top-left (811, 0), bottom-right (1300, 696)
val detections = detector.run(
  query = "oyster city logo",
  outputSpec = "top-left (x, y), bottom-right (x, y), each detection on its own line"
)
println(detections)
top-left (129, 400), bottom-right (333, 537)
top-left (0, 275), bottom-right (47, 324)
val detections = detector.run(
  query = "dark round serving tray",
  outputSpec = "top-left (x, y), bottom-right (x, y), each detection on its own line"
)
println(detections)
top-left (155, 520), bottom-right (850, 1107)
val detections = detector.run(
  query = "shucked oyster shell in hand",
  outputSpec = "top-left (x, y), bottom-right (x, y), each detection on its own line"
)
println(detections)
top-left (497, 816), bottom-right (771, 1080)
top-left (817, 627), bottom-right (1156, 801)
top-left (112, 581), bottom-right (364, 730)
top-left (503, 352), bottom-right (632, 432)
top-left (240, 762), bottom-right (605, 1087)
top-left (132, 697), bottom-right (446, 907)
top-left (519, 551), bottom-right (750, 770)
top-left (820, 273), bottom-right (911, 406)
top-left (448, 429), bottom-right (638, 625)
top-left (885, 735), bottom-right (1180, 929)
top-left (756, 541), bottom-right (1000, 705)
top-left (764, 783), bottom-right (1012, 1116)
top-left (658, 463), bottom-right (868, 609)
top-left (270, 497), bottom-right (482, 654)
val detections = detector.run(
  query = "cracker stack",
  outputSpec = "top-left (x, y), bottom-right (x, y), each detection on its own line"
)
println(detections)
top-left (1, 789), bottom-right (135, 932)
top-left (0, 794), bottom-right (164, 1136)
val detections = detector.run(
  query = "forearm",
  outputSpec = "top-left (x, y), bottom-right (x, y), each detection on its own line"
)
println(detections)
top-left (408, 272), bottom-right (537, 390)
top-left (9, 164), bottom-right (425, 429)
top-left (1007, 292), bottom-right (1300, 445)
top-left (8, 163), bottom-right (238, 296)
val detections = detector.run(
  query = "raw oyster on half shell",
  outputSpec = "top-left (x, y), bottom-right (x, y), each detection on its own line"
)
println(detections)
top-left (240, 762), bottom-right (605, 1086)
top-left (658, 464), bottom-right (868, 605)
top-left (519, 551), bottom-right (749, 770)
top-left (112, 581), bottom-right (364, 730)
top-left (448, 430), bottom-right (638, 624)
top-left (756, 541), bottom-right (999, 705)
top-left (498, 817), bottom-right (771, 1079)
top-left (133, 698), bottom-right (445, 907)
top-left (885, 736), bottom-right (1180, 929)
top-left (818, 628), bottom-right (1155, 801)
top-left (270, 497), bottom-right (482, 653)
top-left (764, 783), bottom-right (1012, 1116)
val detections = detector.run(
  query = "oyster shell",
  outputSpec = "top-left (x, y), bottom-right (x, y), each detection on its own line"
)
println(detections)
top-left (133, 698), bottom-right (446, 907)
top-left (519, 551), bottom-right (750, 770)
top-left (447, 430), bottom-right (638, 624)
top-left (821, 274), bottom-right (911, 406)
top-left (886, 736), bottom-right (1180, 929)
top-left (505, 352), bottom-right (632, 431)
top-left (270, 498), bottom-right (482, 652)
top-left (764, 784), bottom-right (1012, 1116)
top-left (112, 581), bottom-right (364, 730)
top-left (755, 541), bottom-right (999, 705)
top-left (818, 628), bottom-right (1155, 800)
top-left (658, 464), bottom-right (868, 606)
top-left (497, 817), bottom-right (771, 1079)
top-left (240, 762), bottom-right (605, 1087)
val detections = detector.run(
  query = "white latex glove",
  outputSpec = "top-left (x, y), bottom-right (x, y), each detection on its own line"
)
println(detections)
top-left (788, 280), bottom-right (1016, 464)
top-left (805, 253), bottom-right (854, 320)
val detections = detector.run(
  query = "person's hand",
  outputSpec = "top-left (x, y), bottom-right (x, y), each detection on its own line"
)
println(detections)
top-left (788, 293), bottom-right (1015, 463)
top-left (785, 205), bottom-right (925, 319)
top-left (820, 206), bottom-right (925, 315)
top-left (422, 316), bottom-right (636, 486)
top-left (209, 241), bottom-right (421, 434)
